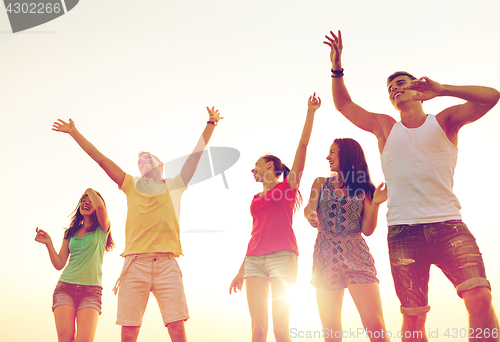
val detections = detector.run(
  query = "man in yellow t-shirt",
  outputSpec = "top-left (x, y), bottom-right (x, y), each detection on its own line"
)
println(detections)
top-left (53, 107), bottom-right (223, 342)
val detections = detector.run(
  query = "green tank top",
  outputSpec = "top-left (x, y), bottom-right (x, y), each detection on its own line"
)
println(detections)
top-left (59, 227), bottom-right (109, 287)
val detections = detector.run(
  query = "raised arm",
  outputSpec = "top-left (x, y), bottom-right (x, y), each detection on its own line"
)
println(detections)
top-left (406, 77), bottom-right (500, 134)
top-left (361, 182), bottom-right (387, 236)
top-left (180, 107), bottom-right (223, 186)
top-left (304, 177), bottom-right (326, 228)
top-left (287, 94), bottom-right (320, 189)
top-left (324, 31), bottom-right (395, 142)
top-left (35, 228), bottom-right (70, 271)
top-left (53, 119), bottom-right (126, 187)
top-left (85, 188), bottom-right (110, 232)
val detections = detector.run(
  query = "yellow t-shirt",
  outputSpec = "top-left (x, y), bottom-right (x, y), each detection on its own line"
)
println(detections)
top-left (120, 174), bottom-right (186, 256)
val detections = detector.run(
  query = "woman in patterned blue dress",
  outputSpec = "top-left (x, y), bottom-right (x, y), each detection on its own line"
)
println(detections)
top-left (304, 138), bottom-right (390, 342)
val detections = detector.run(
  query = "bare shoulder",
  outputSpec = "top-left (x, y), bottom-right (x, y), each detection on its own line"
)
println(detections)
top-left (436, 105), bottom-right (459, 128)
top-left (312, 177), bottom-right (328, 190)
top-left (373, 114), bottom-right (397, 152)
top-left (376, 113), bottom-right (397, 135)
top-left (314, 177), bottom-right (328, 186)
top-left (436, 106), bottom-right (460, 146)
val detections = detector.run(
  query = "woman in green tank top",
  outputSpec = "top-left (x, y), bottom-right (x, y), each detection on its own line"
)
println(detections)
top-left (35, 188), bottom-right (114, 342)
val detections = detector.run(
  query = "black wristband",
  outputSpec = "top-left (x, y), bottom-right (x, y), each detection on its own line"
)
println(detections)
top-left (331, 68), bottom-right (344, 78)
top-left (207, 121), bottom-right (217, 126)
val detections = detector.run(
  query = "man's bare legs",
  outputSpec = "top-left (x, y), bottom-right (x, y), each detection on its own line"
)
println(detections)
top-left (401, 288), bottom-right (498, 342)
top-left (121, 326), bottom-right (140, 342)
top-left (167, 321), bottom-right (187, 342)
top-left (401, 314), bottom-right (427, 342)
top-left (122, 321), bottom-right (187, 342)
top-left (463, 287), bottom-right (499, 342)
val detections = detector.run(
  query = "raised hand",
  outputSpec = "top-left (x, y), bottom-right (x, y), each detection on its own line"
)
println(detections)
top-left (372, 182), bottom-right (388, 205)
top-left (206, 106), bottom-right (224, 124)
top-left (404, 77), bottom-right (445, 102)
top-left (35, 227), bottom-right (52, 245)
top-left (229, 272), bottom-right (244, 294)
top-left (52, 118), bottom-right (76, 134)
top-left (323, 30), bottom-right (343, 67)
top-left (308, 92), bottom-right (322, 111)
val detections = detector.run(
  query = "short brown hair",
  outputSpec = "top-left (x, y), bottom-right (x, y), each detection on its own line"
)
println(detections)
top-left (387, 71), bottom-right (416, 85)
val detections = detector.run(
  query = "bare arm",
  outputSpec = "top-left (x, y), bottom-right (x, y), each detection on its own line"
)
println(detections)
top-left (406, 77), bottom-right (500, 130)
top-left (288, 94), bottom-right (320, 189)
top-left (304, 177), bottom-right (326, 228)
top-left (361, 183), bottom-right (387, 236)
top-left (324, 30), bottom-right (396, 141)
top-left (35, 228), bottom-right (70, 271)
top-left (53, 119), bottom-right (126, 187)
top-left (180, 107), bottom-right (223, 186)
top-left (85, 188), bottom-right (110, 232)
top-left (229, 256), bottom-right (246, 294)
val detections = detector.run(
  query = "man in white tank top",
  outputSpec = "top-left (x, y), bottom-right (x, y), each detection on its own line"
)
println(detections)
top-left (324, 30), bottom-right (500, 341)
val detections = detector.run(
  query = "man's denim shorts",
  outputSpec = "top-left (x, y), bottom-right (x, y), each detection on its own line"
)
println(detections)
top-left (52, 281), bottom-right (103, 314)
top-left (388, 220), bottom-right (490, 316)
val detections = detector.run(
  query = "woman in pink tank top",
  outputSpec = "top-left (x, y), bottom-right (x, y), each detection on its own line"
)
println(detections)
top-left (229, 93), bottom-right (321, 342)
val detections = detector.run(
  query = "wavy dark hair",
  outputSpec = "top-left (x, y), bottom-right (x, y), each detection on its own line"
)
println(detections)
top-left (333, 138), bottom-right (376, 199)
top-left (261, 154), bottom-right (303, 212)
top-left (65, 191), bottom-right (115, 252)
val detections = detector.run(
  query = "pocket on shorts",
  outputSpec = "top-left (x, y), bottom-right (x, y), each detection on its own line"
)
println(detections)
top-left (388, 225), bottom-right (405, 239)
top-left (87, 286), bottom-right (103, 296)
top-left (54, 281), bottom-right (67, 293)
top-left (441, 220), bottom-right (468, 231)
top-left (174, 259), bottom-right (183, 278)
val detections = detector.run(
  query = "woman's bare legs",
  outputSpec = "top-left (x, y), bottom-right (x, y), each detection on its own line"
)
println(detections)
top-left (54, 305), bottom-right (76, 342)
top-left (349, 283), bottom-right (390, 342)
top-left (270, 277), bottom-right (293, 342)
top-left (247, 277), bottom-right (270, 342)
top-left (315, 288), bottom-right (345, 342)
top-left (75, 308), bottom-right (99, 342)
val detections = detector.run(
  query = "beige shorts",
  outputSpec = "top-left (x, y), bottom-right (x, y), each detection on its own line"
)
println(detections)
top-left (244, 250), bottom-right (298, 282)
top-left (116, 254), bottom-right (189, 326)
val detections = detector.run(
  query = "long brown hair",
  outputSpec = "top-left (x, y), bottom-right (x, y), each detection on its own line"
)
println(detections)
top-left (65, 191), bottom-right (115, 252)
top-left (334, 138), bottom-right (376, 199)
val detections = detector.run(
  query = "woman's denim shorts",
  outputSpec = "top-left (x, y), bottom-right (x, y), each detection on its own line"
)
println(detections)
top-left (244, 250), bottom-right (298, 282)
top-left (52, 281), bottom-right (103, 314)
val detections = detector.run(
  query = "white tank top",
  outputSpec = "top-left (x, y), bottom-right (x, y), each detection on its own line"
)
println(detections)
top-left (381, 115), bottom-right (462, 225)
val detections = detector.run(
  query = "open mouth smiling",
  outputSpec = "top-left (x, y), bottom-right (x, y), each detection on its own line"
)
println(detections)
top-left (393, 91), bottom-right (404, 100)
